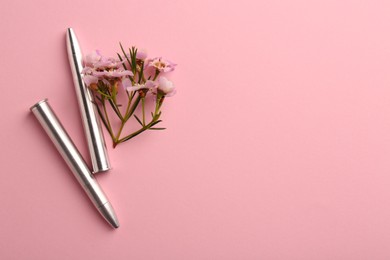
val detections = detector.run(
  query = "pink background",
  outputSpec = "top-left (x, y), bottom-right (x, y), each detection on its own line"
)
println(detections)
top-left (1, 0), bottom-right (390, 259)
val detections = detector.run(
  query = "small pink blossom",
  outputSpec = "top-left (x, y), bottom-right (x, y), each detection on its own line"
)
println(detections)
top-left (82, 51), bottom-right (133, 87)
top-left (93, 69), bottom-right (133, 78)
top-left (147, 57), bottom-right (176, 72)
top-left (83, 75), bottom-right (99, 86)
top-left (157, 77), bottom-right (176, 96)
top-left (136, 49), bottom-right (147, 60)
top-left (81, 66), bottom-right (94, 75)
top-left (84, 50), bottom-right (102, 67)
top-left (120, 78), bottom-right (133, 90)
top-left (93, 57), bottom-right (123, 69)
top-left (84, 51), bottom-right (124, 70)
top-left (126, 80), bottom-right (156, 92)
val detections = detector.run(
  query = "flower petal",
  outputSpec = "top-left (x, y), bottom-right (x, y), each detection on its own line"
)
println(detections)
top-left (158, 76), bottom-right (175, 95)
top-left (83, 75), bottom-right (98, 86)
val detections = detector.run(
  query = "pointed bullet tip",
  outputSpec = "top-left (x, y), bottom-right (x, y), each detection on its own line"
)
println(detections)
top-left (67, 28), bottom-right (75, 38)
top-left (98, 202), bottom-right (120, 229)
top-left (111, 216), bottom-right (120, 229)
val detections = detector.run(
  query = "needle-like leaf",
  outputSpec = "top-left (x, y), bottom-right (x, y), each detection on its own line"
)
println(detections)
top-left (134, 114), bottom-right (143, 126)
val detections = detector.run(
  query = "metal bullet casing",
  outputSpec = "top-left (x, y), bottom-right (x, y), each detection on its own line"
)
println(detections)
top-left (30, 99), bottom-right (119, 228)
top-left (66, 28), bottom-right (111, 173)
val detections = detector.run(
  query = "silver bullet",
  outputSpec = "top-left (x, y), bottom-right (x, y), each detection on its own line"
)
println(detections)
top-left (31, 99), bottom-right (119, 228)
top-left (66, 28), bottom-right (111, 173)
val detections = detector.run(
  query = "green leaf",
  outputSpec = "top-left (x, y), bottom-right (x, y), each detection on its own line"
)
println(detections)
top-left (111, 85), bottom-right (117, 103)
top-left (150, 120), bottom-right (162, 127)
top-left (95, 95), bottom-right (102, 103)
top-left (108, 98), bottom-right (123, 120)
top-left (129, 47), bottom-right (136, 74)
top-left (120, 42), bottom-right (132, 69)
top-left (124, 95), bottom-right (141, 121)
top-left (117, 53), bottom-right (128, 70)
top-left (134, 114), bottom-right (143, 126)
top-left (96, 91), bottom-right (111, 99)
top-left (119, 127), bottom-right (148, 143)
top-left (138, 60), bottom-right (144, 84)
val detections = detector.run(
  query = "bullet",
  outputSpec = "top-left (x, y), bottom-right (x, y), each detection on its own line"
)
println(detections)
top-left (66, 28), bottom-right (111, 173)
top-left (31, 99), bottom-right (119, 228)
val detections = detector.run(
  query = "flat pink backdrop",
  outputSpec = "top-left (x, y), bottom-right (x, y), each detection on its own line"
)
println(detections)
top-left (1, 0), bottom-right (390, 259)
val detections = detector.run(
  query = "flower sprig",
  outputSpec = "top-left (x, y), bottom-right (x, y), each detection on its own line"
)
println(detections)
top-left (81, 44), bottom-right (176, 148)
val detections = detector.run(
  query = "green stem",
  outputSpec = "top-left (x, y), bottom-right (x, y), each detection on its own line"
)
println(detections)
top-left (113, 94), bottom-right (142, 144)
top-left (95, 100), bottom-right (114, 140)
top-left (124, 95), bottom-right (142, 121)
top-left (117, 97), bottom-right (165, 145)
top-left (142, 97), bottom-right (146, 125)
top-left (138, 61), bottom-right (144, 84)
top-left (155, 95), bottom-right (164, 116)
top-left (108, 97), bottom-right (123, 120)
top-left (115, 121), bottom-right (125, 142)
top-left (153, 70), bottom-right (160, 80)
top-left (123, 93), bottom-right (133, 120)
top-left (102, 98), bottom-right (115, 140)
top-left (117, 120), bottom-right (155, 143)
top-left (117, 126), bottom-right (149, 143)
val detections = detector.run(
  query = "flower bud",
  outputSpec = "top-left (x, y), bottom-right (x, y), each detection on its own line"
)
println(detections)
top-left (158, 77), bottom-right (176, 96)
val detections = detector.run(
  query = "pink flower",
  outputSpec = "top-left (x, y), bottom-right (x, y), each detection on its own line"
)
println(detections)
top-left (147, 57), bottom-right (176, 72)
top-left (157, 77), bottom-right (176, 96)
top-left (83, 75), bottom-right (99, 86)
top-left (93, 69), bottom-right (133, 78)
top-left (84, 51), bottom-right (124, 70)
top-left (126, 80), bottom-right (156, 92)
top-left (136, 49), bottom-right (147, 60)
top-left (82, 67), bottom-right (98, 87)
top-left (81, 66), bottom-right (94, 75)
top-left (93, 57), bottom-right (123, 70)
top-left (82, 51), bottom-right (133, 87)
top-left (84, 50), bottom-right (102, 67)
top-left (120, 78), bottom-right (133, 90)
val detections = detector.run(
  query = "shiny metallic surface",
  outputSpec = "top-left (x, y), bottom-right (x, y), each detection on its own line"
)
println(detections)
top-left (66, 28), bottom-right (111, 173)
top-left (99, 202), bottom-right (120, 228)
top-left (30, 99), bottom-right (119, 228)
